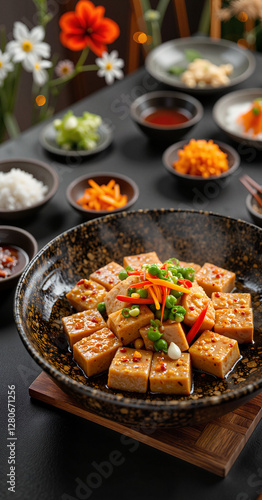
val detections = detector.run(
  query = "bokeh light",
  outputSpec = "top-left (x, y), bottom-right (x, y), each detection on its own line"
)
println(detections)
top-left (35, 95), bottom-right (46, 106)
top-left (133, 31), bottom-right (152, 45)
top-left (237, 11), bottom-right (248, 23)
top-left (237, 38), bottom-right (248, 49)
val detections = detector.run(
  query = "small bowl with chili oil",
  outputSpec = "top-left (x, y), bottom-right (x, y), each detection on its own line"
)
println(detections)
top-left (66, 172), bottom-right (139, 219)
top-left (163, 139), bottom-right (240, 191)
top-left (0, 226), bottom-right (38, 290)
top-left (130, 90), bottom-right (203, 144)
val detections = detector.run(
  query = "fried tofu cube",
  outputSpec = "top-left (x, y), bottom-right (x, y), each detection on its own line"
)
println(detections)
top-left (181, 282), bottom-right (215, 331)
top-left (196, 262), bottom-right (235, 297)
top-left (123, 251), bottom-right (162, 270)
top-left (211, 292), bottom-right (251, 310)
top-left (66, 279), bottom-right (107, 312)
top-left (107, 347), bottom-right (153, 393)
top-left (189, 330), bottom-right (241, 378)
top-left (73, 327), bottom-right (122, 377)
top-left (90, 261), bottom-right (124, 290)
top-left (139, 320), bottom-right (189, 352)
top-left (62, 309), bottom-right (106, 349)
top-left (104, 275), bottom-right (140, 315)
top-left (214, 307), bottom-right (253, 343)
top-left (149, 353), bottom-right (192, 395)
top-left (107, 305), bottom-right (154, 345)
top-left (179, 261), bottom-right (201, 273)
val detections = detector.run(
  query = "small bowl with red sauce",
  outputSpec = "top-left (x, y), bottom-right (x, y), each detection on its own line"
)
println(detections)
top-left (0, 226), bottom-right (38, 290)
top-left (130, 90), bottom-right (203, 144)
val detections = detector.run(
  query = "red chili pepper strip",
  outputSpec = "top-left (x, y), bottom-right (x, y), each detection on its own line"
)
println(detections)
top-left (116, 295), bottom-right (154, 304)
top-left (160, 286), bottom-right (168, 324)
top-left (186, 304), bottom-right (209, 345)
top-left (126, 270), bottom-right (142, 276)
top-left (177, 279), bottom-right (193, 289)
top-left (127, 281), bottom-right (151, 288)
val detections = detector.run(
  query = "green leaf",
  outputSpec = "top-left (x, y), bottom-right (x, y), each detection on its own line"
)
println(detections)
top-left (168, 65), bottom-right (185, 76)
top-left (185, 49), bottom-right (202, 62)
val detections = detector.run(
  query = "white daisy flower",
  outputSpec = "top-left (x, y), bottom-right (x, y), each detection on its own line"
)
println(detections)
top-left (6, 22), bottom-right (50, 71)
top-left (31, 59), bottom-right (52, 86)
top-left (95, 51), bottom-right (124, 85)
top-left (55, 60), bottom-right (74, 78)
top-left (0, 50), bottom-right (13, 87)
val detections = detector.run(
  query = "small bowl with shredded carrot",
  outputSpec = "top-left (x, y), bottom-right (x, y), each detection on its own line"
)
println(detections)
top-left (66, 172), bottom-right (139, 218)
top-left (163, 139), bottom-right (240, 189)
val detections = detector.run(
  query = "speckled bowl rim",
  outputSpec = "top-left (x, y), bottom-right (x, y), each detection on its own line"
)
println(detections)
top-left (66, 172), bottom-right (139, 216)
top-left (163, 140), bottom-right (240, 182)
top-left (130, 90), bottom-right (204, 130)
top-left (14, 209), bottom-right (262, 412)
top-left (0, 158), bottom-right (59, 216)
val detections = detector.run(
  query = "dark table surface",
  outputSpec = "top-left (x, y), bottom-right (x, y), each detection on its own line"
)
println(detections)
top-left (1, 51), bottom-right (262, 500)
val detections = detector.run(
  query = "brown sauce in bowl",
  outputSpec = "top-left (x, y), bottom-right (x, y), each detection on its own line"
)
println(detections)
top-left (0, 245), bottom-right (29, 279)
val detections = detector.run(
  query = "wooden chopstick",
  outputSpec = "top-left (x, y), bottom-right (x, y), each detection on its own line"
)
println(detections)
top-left (241, 174), bottom-right (262, 194)
top-left (239, 176), bottom-right (262, 208)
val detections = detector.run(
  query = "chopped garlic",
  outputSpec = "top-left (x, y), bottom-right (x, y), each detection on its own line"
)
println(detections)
top-left (168, 342), bottom-right (181, 360)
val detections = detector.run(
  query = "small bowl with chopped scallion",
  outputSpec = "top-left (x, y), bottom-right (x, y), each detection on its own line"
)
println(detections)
top-left (66, 172), bottom-right (139, 219)
top-left (40, 110), bottom-right (113, 157)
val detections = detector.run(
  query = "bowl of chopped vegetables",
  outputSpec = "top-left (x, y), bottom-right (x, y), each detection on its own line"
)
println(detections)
top-left (14, 209), bottom-right (262, 427)
top-left (66, 172), bottom-right (139, 218)
top-left (0, 158), bottom-right (59, 220)
top-left (40, 110), bottom-right (113, 157)
top-left (163, 139), bottom-right (240, 190)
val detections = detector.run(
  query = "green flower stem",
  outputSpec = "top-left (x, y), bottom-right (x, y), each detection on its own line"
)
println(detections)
top-left (4, 113), bottom-right (20, 138)
top-left (150, 19), bottom-right (162, 47)
top-left (75, 47), bottom-right (89, 69)
top-left (198, 0), bottom-right (210, 35)
top-left (156, 0), bottom-right (170, 26)
top-left (78, 64), bottom-right (99, 71)
top-left (49, 64), bottom-right (99, 88)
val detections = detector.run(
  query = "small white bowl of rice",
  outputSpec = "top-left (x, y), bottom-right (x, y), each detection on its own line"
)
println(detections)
top-left (0, 158), bottom-right (59, 220)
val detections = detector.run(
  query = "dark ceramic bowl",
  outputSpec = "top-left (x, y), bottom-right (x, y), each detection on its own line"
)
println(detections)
top-left (130, 91), bottom-right (203, 144)
top-left (14, 210), bottom-right (262, 428)
top-left (0, 158), bottom-right (59, 220)
top-left (145, 37), bottom-right (255, 94)
top-left (0, 226), bottom-right (38, 290)
top-left (213, 88), bottom-right (262, 150)
top-left (163, 140), bottom-right (240, 190)
top-left (246, 194), bottom-right (262, 227)
top-left (66, 172), bottom-right (139, 218)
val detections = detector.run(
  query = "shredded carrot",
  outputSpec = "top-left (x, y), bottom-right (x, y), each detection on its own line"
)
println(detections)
top-left (173, 139), bottom-right (229, 178)
top-left (237, 99), bottom-right (262, 136)
top-left (76, 179), bottom-right (128, 211)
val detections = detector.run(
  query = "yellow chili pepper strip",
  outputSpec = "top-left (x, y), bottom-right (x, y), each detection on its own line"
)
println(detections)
top-left (148, 278), bottom-right (190, 294)
top-left (147, 286), bottom-right (161, 310)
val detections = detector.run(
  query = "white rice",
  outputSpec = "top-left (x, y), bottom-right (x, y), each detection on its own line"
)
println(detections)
top-left (0, 168), bottom-right (48, 210)
top-left (225, 102), bottom-right (262, 140)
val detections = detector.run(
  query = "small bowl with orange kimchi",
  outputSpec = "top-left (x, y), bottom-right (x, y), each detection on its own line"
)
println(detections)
top-left (66, 172), bottom-right (139, 219)
top-left (162, 139), bottom-right (240, 190)
top-left (213, 88), bottom-right (262, 150)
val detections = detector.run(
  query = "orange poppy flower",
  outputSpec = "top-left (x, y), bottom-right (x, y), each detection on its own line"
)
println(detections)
top-left (59, 0), bottom-right (120, 56)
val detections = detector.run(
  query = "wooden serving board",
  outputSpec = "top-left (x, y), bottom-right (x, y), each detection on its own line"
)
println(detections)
top-left (29, 372), bottom-right (262, 477)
